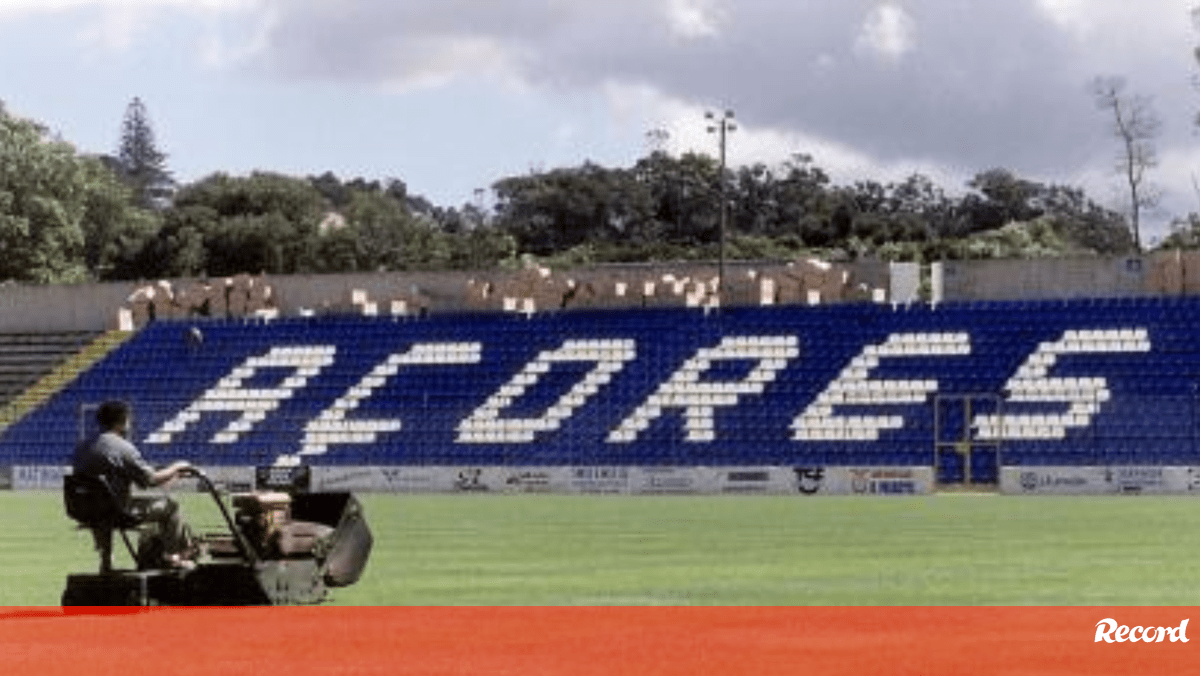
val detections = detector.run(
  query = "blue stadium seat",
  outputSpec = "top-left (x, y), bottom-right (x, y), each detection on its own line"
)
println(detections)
top-left (2, 297), bottom-right (1200, 472)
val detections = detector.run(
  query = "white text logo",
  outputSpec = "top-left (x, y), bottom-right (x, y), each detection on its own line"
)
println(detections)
top-left (1095, 618), bottom-right (1189, 643)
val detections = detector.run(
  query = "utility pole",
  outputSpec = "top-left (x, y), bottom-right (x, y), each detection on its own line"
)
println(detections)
top-left (706, 109), bottom-right (736, 292)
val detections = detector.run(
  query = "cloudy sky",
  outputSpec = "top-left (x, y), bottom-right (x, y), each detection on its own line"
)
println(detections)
top-left (2, 0), bottom-right (1197, 240)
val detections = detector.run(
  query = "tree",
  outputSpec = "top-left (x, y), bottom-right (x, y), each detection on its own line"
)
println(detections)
top-left (134, 204), bottom-right (217, 278)
top-left (80, 171), bottom-right (162, 280)
top-left (634, 151), bottom-right (721, 250)
top-left (448, 224), bottom-right (516, 270)
top-left (0, 104), bottom-right (136, 283)
top-left (492, 162), bottom-right (632, 256)
top-left (1158, 214), bottom-right (1200, 249)
top-left (339, 189), bottom-right (451, 272)
top-left (1092, 77), bottom-right (1161, 251)
top-left (768, 154), bottom-right (834, 241)
top-left (117, 97), bottom-right (175, 210)
top-left (151, 171), bottom-right (327, 276)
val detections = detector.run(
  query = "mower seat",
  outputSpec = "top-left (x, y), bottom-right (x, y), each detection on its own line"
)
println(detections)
top-left (63, 473), bottom-right (143, 574)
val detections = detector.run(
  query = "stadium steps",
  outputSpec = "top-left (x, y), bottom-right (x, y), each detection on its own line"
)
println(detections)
top-left (0, 330), bottom-right (132, 433)
top-left (0, 331), bottom-right (101, 406)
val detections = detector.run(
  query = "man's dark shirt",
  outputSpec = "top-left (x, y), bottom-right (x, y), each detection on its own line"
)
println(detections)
top-left (71, 431), bottom-right (155, 505)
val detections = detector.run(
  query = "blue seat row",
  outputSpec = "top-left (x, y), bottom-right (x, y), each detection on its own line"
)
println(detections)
top-left (7, 297), bottom-right (1200, 469)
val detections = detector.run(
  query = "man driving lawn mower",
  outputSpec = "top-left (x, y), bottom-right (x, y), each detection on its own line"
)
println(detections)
top-left (71, 400), bottom-right (200, 571)
top-left (63, 400), bottom-right (373, 606)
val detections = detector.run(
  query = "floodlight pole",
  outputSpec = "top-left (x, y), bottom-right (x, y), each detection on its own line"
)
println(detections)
top-left (706, 109), bottom-right (736, 294)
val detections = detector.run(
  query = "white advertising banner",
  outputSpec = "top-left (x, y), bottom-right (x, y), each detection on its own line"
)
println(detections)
top-left (311, 466), bottom-right (581, 494)
top-left (309, 465), bottom-right (937, 495)
top-left (442, 467), bottom-right (575, 494)
top-left (630, 467), bottom-right (716, 495)
top-left (717, 467), bottom-right (794, 495)
top-left (1000, 466), bottom-right (1194, 495)
top-left (566, 466), bottom-right (633, 494)
top-left (805, 467), bottom-right (937, 496)
top-left (13, 465), bottom-right (256, 492)
top-left (312, 466), bottom-right (442, 493)
top-left (12, 465), bottom-right (69, 491)
top-left (26, 463), bottom-right (1200, 496)
top-left (1106, 466), bottom-right (1185, 495)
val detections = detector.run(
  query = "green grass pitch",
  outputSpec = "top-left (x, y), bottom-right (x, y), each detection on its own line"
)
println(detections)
top-left (3, 491), bottom-right (1198, 606)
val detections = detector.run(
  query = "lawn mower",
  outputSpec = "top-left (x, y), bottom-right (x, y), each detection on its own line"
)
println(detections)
top-left (61, 466), bottom-right (372, 606)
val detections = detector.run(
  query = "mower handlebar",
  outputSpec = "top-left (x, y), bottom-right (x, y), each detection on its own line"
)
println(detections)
top-left (183, 469), bottom-right (209, 484)
top-left (185, 468), bottom-right (259, 565)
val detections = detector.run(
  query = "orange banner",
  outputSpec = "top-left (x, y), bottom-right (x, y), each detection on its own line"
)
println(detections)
top-left (2, 607), bottom-right (1194, 675)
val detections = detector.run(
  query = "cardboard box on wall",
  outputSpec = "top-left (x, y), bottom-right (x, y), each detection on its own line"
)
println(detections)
top-left (644, 274), bottom-right (690, 308)
top-left (1183, 251), bottom-right (1200, 294)
top-left (173, 282), bottom-right (208, 317)
top-left (463, 279), bottom-right (496, 312)
top-left (818, 269), bottom-right (848, 303)
top-left (756, 275), bottom-right (776, 306)
top-left (111, 307), bottom-right (134, 332)
top-left (562, 277), bottom-right (603, 310)
top-left (128, 299), bottom-right (152, 327)
top-left (247, 275), bottom-right (274, 312)
top-left (226, 285), bottom-right (248, 317)
top-left (1150, 250), bottom-right (1184, 295)
top-left (390, 287), bottom-right (432, 316)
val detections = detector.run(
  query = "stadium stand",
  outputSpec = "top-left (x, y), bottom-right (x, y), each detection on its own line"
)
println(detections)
top-left (0, 295), bottom-right (1196, 487)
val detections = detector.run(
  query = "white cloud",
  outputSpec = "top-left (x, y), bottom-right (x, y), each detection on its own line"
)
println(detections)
top-left (0, 0), bottom-right (256, 15)
top-left (0, 0), bottom-right (266, 57)
top-left (74, 6), bottom-right (145, 51)
top-left (376, 36), bottom-right (528, 92)
top-left (1036, 0), bottom-right (1188, 35)
top-left (1160, 147), bottom-right (1200, 212)
top-left (813, 53), bottom-right (837, 74)
top-left (664, 0), bottom-right (724, 40)
top-left (199, 3), bottom-right (276, 69)
top-left (1034, 0), bottom-right (1193, 66)
top-left (615, 83), bottom-right (966, 193)
top-left (1034, 0), bottom-right (1088, 34)
top-left (854, 2), bottom-right (916, 63)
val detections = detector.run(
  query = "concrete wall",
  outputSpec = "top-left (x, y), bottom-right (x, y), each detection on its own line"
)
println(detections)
top-left (0, 259), bottom-right (896, 334)
top-left (12, 253), bottom-right (1200, 333)
top-left (932, 256), bottom-right (1152, 302)
top-left (0, 274), bottom-right (476, 333)
top-left (0, 282), bottom-right (138, 334)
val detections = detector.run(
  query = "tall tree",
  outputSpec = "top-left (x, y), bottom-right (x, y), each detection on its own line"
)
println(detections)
top-left (117, 97), bottom-right (175, 209)
top-left (163, 171), bottom-right (327, 276)
top-left (0, 104), bottom-right (96, 282)
top-left (1092, 76), bottom-right (1161, 251)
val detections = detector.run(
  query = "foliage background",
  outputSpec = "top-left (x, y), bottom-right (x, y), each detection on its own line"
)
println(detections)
top-left (0, 102), bottom-right (1149, 288)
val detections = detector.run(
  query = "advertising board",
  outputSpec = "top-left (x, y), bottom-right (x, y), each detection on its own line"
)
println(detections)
top-left (1001, 466), bottom-right (1193, 495)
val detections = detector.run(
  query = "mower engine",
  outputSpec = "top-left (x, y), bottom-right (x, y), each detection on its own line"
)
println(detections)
top-left (233, 491), bottom-right (308, 556)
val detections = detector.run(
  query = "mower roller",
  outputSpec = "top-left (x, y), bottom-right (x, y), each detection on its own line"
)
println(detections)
top-left (61, 469), bottom-right (373, 606)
